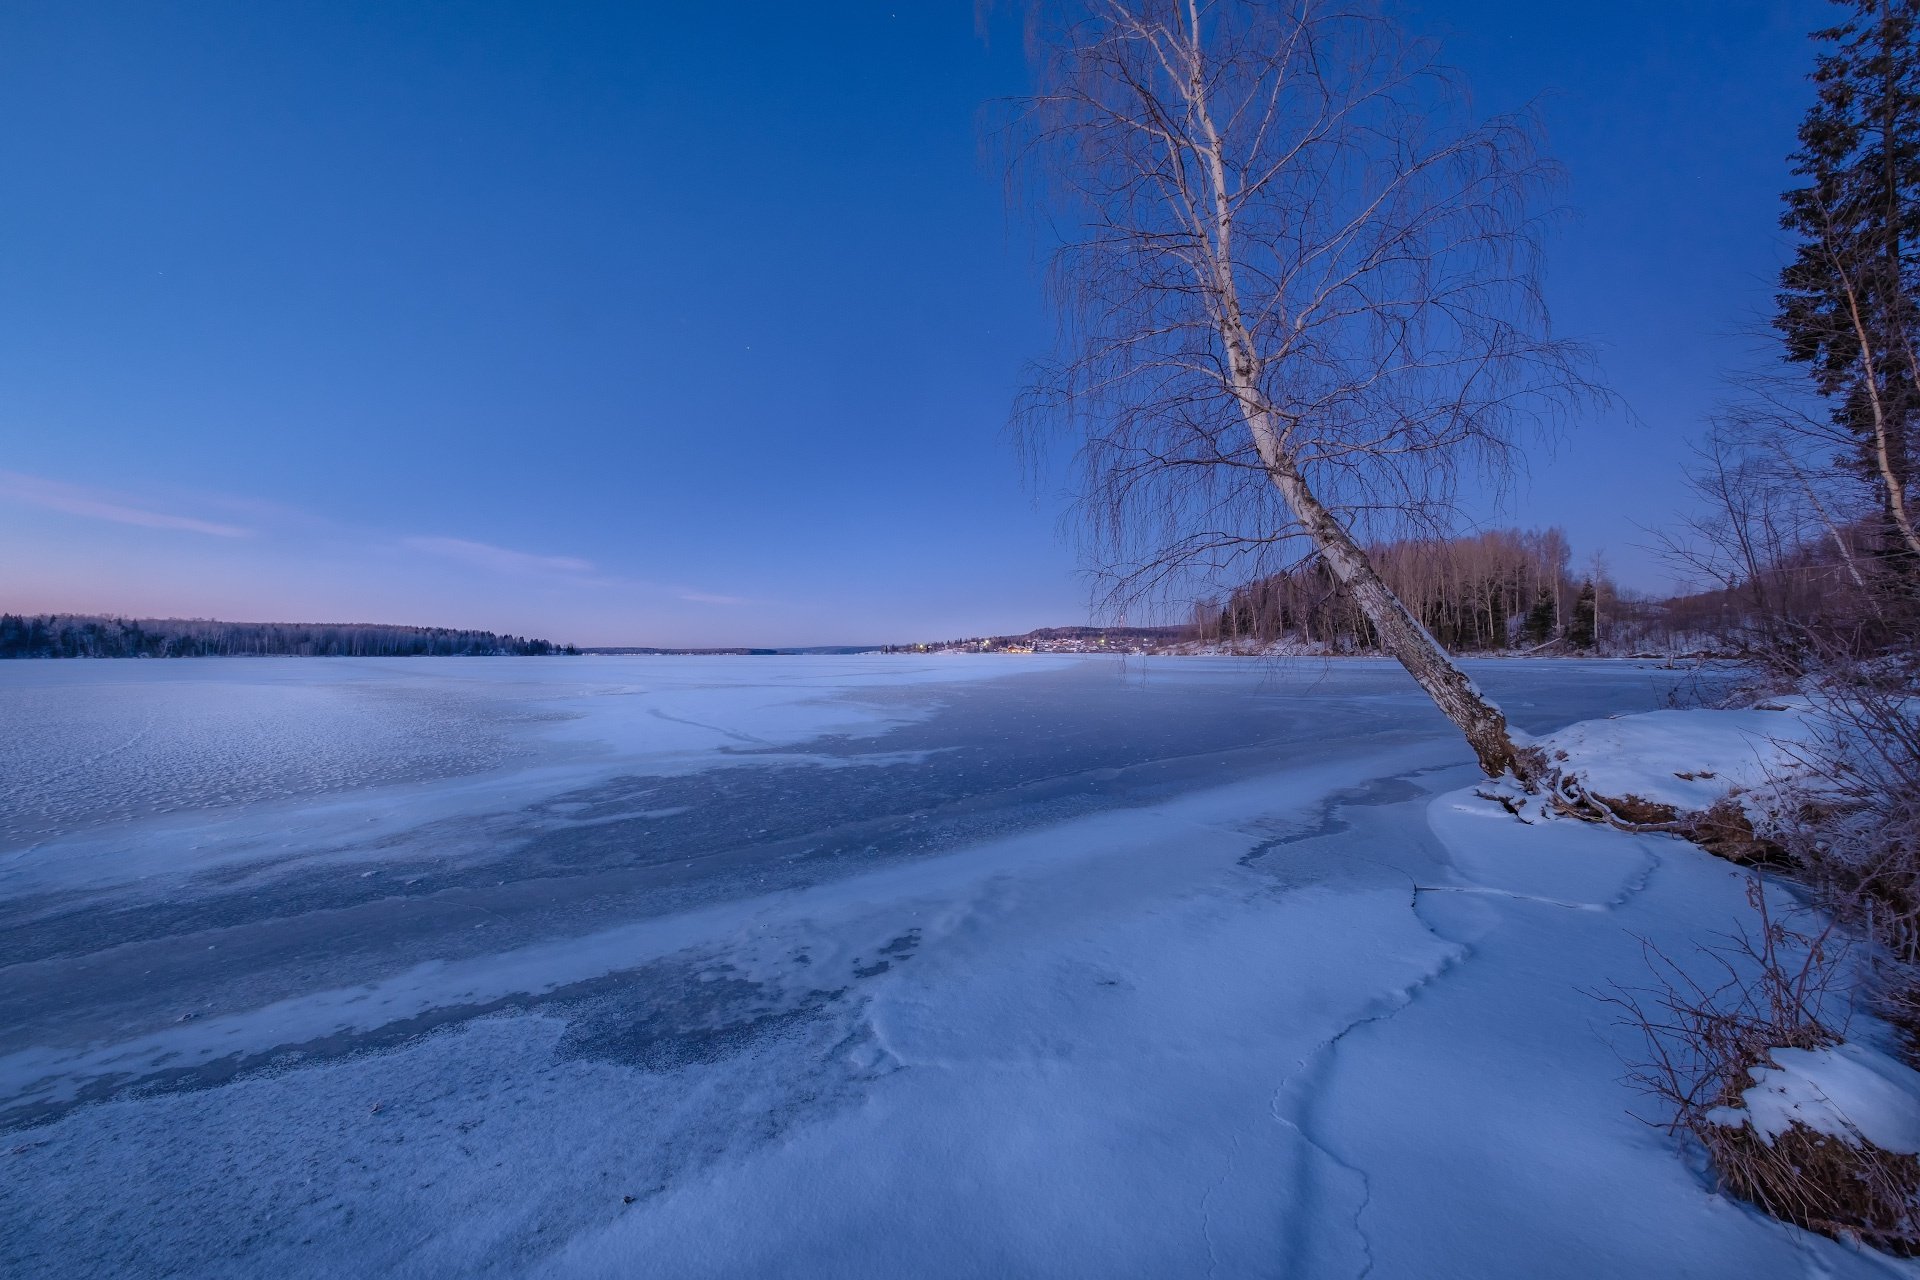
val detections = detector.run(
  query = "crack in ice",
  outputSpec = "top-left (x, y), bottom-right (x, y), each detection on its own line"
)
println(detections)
top-left (1266, 882), bottom-right (1474, 1278)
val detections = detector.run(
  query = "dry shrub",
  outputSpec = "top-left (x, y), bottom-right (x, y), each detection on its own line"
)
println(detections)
top-left (1684, 797), bottom-right (1794, 870)
top-left (1792, 678), bottom-right (1920, 948)
top-left (1875, 976), bottom-right (1920, 1063)
top-left (1768, 664), bottom-right (1920, 1061)
top-left (1713, 1113), bottom-right (1920, 1252)
top-left (1601, 881), bottom-right (1920, 1252)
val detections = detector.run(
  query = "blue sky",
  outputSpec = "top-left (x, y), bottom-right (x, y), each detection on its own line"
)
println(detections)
top-left (0, 1), bottom-right (1831, 646)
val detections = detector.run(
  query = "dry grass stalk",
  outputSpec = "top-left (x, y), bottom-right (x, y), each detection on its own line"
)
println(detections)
top-left (1600, 882), bottom-right (1920, 1252)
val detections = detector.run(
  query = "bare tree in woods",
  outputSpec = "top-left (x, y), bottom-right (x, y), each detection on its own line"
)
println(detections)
top-left (1203, 525), bottom-right (1578, 652)
top-left (1007, 0), bottom-right (1594, 777)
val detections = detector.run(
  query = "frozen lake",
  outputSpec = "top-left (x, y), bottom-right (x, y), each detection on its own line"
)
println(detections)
top-left (1, 655), bottom-right (1887, 1278)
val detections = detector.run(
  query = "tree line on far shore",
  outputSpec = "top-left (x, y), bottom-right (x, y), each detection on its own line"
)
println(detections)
top-left (1191, 528), bottom-right (1598, 653)
top-left (0, 614), bottom-right (576, 659)
top-left (1186, 523), bottom-right (1863, 658)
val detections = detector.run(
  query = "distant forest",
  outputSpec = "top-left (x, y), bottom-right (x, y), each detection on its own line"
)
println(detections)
top-left (1191, 527), bottom-right (1736, 656)
top-left (0, 614), bottom-right (576, 659)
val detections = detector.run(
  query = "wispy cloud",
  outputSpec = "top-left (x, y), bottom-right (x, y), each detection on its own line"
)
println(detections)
top-left (0, 470), bottom-right (253, 538)
top-left (678, 591), bottom-right (748, 606)
top-left (403, 535), bottom-right (595, 577)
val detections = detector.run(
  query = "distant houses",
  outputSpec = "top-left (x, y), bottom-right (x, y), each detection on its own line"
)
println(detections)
top-left (908, 626), bottom-right (1186, 655)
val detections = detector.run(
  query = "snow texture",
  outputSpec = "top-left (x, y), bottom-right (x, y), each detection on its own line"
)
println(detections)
top-left (1, 655), bottom-right (1911, 1278)
top-left (1712, 1042), bottom-right (1920, 1155)
top-left (1535, 701), bottom-right (1827, 814)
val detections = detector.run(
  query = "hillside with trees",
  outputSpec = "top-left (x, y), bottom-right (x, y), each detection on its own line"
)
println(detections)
top-left (0, 615), bottom-right (575, 659)
top-left (1185, 527), bottom-right (1726, 656)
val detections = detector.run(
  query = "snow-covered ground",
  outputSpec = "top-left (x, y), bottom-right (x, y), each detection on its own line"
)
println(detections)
top-left (1533, 698), bottom-right (1829, 817)
top-left (1, 655), bottom-right (1909, 1277)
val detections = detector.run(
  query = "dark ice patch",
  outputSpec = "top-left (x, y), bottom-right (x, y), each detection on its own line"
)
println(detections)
top-left (554, 966), bottom-right (843, 1072)
top-left (1237, 770), bottom-right (1440, 867)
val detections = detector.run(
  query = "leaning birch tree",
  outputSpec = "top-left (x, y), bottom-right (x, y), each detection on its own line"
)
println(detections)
top-left (1008, 0), bottom-right (1594, 777)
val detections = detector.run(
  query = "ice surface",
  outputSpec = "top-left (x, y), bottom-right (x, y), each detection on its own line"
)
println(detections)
top-left (2, 656), bottom-right (1907, 1278)
top-left (0, 654), bottom-right (1059, 869)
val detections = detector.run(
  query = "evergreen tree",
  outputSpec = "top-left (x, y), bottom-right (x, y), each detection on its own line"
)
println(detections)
top-left (1567, 580), bottom-right (1598, 650)
top-left (1776, 0), bottom-right (1920, 559)
top-left (1523, 588), bottom-right (1558, 647)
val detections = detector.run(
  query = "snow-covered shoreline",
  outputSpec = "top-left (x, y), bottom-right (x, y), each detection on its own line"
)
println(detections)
top-left (3, 657), bottom-right (1912, 1277)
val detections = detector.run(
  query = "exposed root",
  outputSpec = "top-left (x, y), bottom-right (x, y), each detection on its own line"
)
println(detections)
top-left (1536, 773), bottom-right (1795, 878)
top-left (1543, 771), bottom-right (1686, 833)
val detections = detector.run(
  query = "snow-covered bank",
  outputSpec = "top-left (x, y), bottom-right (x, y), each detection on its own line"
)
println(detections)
top-left (1712, 1042), bottom-right (1920, 1155)
top-left (1533, 699), bottom-right (1827, 820)
top-left (3, 658), bottom-right (1906, 1277)
top-left (1496, 687), bottom-right (1920, 1255)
